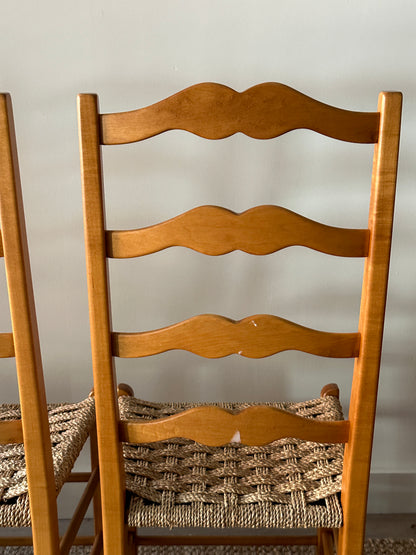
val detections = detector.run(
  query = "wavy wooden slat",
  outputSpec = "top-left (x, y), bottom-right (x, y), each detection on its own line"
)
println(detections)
top-left (119, 405), bottom-right (349, 446)
top-left (112, 314), bottom-right (360, 359)
top-left (0, 419), bottom-right (23, 444)
top-left (0, 332), bottom-right (14, 358)
top-left (106, 205), bottom-right (369, 259)
top-left (0, 230), bottom-right (3, 257)
top-left (100, 83), bottom-right (379, 145)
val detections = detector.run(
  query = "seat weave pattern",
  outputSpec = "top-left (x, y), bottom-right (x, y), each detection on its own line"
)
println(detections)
top-left (120, 395), bottom-right (344, 529)
top-left (0, 397), bottom-right (95, 527)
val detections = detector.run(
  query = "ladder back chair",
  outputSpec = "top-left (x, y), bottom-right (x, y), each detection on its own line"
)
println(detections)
top-left (0, 94), bottom-right (102, 554)
top-left (78, 83), bottom-right (401, 554)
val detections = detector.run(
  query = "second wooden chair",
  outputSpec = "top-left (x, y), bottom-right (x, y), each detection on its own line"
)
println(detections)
top-left (78, 83), bottom-right (401, 554)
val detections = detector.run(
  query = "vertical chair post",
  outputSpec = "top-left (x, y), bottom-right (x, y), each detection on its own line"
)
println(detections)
top-left (0, 94), bottom-right (60, 554)
top-left (338, 92), bottom-right (402, 555)
top-left (90, 418), bottom-right (103, 541)
top-left (77, 94), bottom-right (126, 554)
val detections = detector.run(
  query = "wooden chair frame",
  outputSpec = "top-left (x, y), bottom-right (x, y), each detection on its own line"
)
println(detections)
top-left (0, 93), bottom-right (102, 554)
top-left (78, 83), bottom-right (401, 554)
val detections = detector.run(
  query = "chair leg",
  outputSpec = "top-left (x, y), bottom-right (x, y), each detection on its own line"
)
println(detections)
top-left (119, 385), bottom-right (136, 553)
top-left (90, 532), bottom-right (103, 555)
top-left (337, 521), bottom-right (365, 555)
top-left (90, 422), bottom-right (103, 540)
top-left (317, 528), bottom-right (335, 554)
top-left (127, 527), bottom-right (136, 555)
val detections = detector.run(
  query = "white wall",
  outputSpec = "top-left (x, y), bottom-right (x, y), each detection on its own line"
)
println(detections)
top-left (0, 0), bottom-right (415, 514)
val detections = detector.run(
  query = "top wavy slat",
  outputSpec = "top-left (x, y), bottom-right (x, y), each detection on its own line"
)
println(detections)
top-left (100, 83), bottom-right (380, 145)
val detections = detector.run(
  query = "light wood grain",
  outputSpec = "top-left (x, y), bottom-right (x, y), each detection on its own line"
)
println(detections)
top-left (78, 93), bottom-right (127, 554)
top-left (0, 93), bottom-right (60, 553)
top-left (336, 92), bottom-right (402, 555)
top-left (119, 405), bottom-right (349, 446)
top-left (0, 332), bottom-right (14, 357)
top-left (101, 82), bottom-right (379, 145)
top-left (0, 419), bottom-right (23, 444)
top-left (1, 94), bottom-right (99, 553)
top-left (106, 205), bottom-right (369, 258)
top-left (112, 314), bottom-right (360, 359)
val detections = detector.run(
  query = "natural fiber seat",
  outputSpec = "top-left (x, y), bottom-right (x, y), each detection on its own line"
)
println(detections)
top-left (120, 394), bottom-right (344, 530)
top-left (0, 398), bottom-right (95, 527)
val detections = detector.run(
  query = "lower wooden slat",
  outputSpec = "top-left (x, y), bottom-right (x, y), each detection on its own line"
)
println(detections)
top-left (71, 536), bottom-right (95, 546)
top-left (120, 404), bottom-right (349, 446)
top-left (0, 537), bottom-right (33, 546)
top-left (135, 534), bottom-right (318, 546)
top-left (0, 536), bottom-right (95, 547)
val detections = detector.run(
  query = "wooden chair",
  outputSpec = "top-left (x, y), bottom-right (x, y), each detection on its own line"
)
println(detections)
top-left (0, 93), bottom-right (102, 554)
top-left (78, 83), bottom-right (402, 554)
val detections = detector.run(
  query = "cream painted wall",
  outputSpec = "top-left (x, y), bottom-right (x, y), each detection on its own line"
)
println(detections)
top-left (0, 0), bottom-right (415, 514)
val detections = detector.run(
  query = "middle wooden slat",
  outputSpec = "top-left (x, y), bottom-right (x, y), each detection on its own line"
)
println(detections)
top-left (106, 205), bottom-right (369, 258)
top-left (112, 314), bottom-right (360, 359)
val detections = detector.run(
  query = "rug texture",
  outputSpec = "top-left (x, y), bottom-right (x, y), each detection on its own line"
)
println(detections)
top-left (0, 538), bottom-right (415, 554)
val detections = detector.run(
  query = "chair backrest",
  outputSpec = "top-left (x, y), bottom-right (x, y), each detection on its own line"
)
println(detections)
top-left (78, 83), bottom-right (401, 552)
top-left (0, 94), bottom-right (59, 552)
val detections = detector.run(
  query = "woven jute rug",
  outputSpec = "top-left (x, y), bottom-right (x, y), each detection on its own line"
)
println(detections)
top-left (0, 538), bottom-right (415, 554)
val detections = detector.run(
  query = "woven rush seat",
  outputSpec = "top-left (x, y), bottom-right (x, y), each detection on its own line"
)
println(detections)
top-left (120, 395), bottom-right (344, 530)
top-left (0, 397), bottom-right (95, 527)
